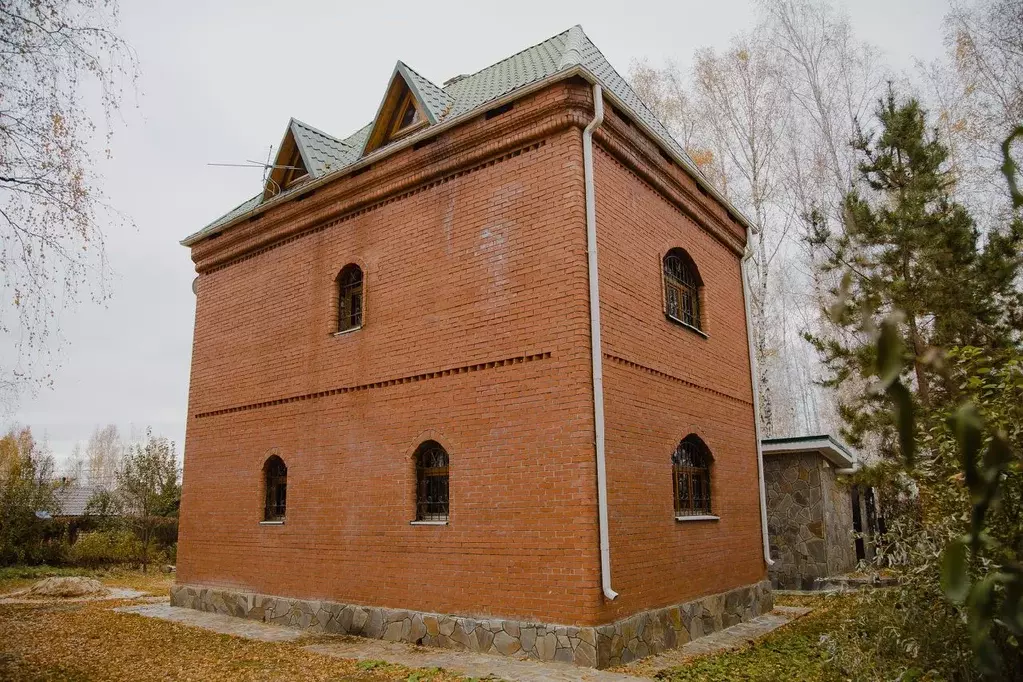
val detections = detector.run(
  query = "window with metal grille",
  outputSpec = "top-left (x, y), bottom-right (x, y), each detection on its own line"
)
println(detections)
top-left (663, 249), bottom-right (703, 330)
top-left (414, 441), bottom-right (449, 522)
top-left (337, 264), bottom-right (363, 333)
top-left (672, 435), bottom-right (712, 517)
top-left (263, 455), bottom-right (287, 521)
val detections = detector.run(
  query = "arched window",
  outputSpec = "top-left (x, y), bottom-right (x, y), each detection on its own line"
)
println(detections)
top-left (414, 441), bottom-right (449, 522)
top-left (337, 264), bottom-right (363, 333)
top-left (663, 249), bottom-right (703, 330)
top-left (672, 435), bottom-right (712, 517)
top-left (263, 455), bottom-right (287, 521)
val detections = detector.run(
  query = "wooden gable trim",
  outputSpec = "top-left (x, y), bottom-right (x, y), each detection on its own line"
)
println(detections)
top-left (363, 70), bottom-right (432, 155)
top-left (264, 123), bottom-right (310, 201)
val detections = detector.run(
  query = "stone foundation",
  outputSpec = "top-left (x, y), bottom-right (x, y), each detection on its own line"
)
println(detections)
top-left (170, 580), bottom-right (772, 668)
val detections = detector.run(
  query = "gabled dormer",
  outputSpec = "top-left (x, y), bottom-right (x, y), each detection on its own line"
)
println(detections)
top-left (362, 62), bottom-right (452, 155)
top-left (263, 119), bottom-right (356, 201)
top-left (264, 120), bottom-right (312, 200)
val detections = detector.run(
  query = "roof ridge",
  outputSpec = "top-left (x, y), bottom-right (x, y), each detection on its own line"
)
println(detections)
top-left (557, 24), bottom-right (586, 69)
top-left (577, 33), bottom-right (709, 183)
top-left (291, 117), bottom-right (352, 148)
top-left (400, 62), bottom-right (453, 98)
top-left (442, 25), bottom-right (575, 92)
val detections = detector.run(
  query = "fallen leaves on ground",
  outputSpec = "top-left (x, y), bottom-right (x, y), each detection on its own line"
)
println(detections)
top-left (0, 570), bottom-right (467, 682)
top-left (639, 595), bottom-right (854, 682)
top-left (0, 566), bottom-right (173, 597)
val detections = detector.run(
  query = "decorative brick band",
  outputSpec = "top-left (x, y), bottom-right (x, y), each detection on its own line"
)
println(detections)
top-left (603, 352), bottom-right (753, 407)
top-left (194, 351), bottom-right (552, 419)
top-left (204, 140), bottom-right (548, 275)
top-left (169, 579), bottom-right (772, 668)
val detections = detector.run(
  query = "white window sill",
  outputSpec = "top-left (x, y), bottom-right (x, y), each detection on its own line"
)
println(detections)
top-left (665, 314), bottom-right (709, 339)
top-left (675, 515), bottom-right (719, 522)
top-left (409, 520), bottom-right (448, 526)
top-left (333, 326), bottom-right (363, 337)
top-left (259, 520), bottom-right (285, 526)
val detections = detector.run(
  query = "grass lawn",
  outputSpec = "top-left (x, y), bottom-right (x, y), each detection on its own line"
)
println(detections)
top-left (0, 567), bottom-right (467, 682)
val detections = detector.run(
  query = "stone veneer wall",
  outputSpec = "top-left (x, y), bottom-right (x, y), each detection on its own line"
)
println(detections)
top-left (823, 463), bottom-right (856, 576)
top-left (170, 580), bottom-right (772, 669)
top-left (765, 452), bottom-right (856, 589)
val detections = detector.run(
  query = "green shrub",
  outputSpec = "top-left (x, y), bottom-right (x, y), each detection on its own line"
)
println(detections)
top-left (69, 530), bottom-right (141, 568)
top-left (150, 517), bottom-right (178, 549)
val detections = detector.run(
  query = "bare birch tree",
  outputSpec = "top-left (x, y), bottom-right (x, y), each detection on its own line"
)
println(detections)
top-left (86, 423), bottom-right (122, 489)
top-left (759, 0), bottom-right (887, 211)
top-left (0, 0), bottom-right (138, 410)
top-left (921, 0), bottom-right (1023, 225)
top-left (64, 441), bottom-right (86, 483)
top-left (692, 35), bottom-right (794, 436)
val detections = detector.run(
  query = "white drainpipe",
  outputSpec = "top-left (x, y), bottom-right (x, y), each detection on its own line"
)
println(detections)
top-left (583, 83), bottom-right (618, 601)
top-left (741, 229), bottom-right (774, 567)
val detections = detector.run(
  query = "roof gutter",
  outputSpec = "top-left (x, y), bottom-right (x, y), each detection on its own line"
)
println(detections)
top-left (183, 66), bottom-right (754, 247)
top-left (741, 226), bottom-right (774, 569)
top-left (583, 83), bottom-right (617, 602)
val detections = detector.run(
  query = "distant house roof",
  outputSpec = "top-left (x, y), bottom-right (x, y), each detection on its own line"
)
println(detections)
top-left (761, 435), bottom-right (857, 470)
top-left (184, 24), bottom-right (752, 246)
top-left (55, 484), bottom-right (106, 517)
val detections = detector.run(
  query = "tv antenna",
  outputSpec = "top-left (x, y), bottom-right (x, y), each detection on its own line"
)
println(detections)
top-left (208, 146), bottom-right (304, 197)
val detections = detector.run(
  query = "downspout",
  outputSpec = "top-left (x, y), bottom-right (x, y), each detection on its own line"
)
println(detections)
top-left (584, 83), bottom-right (618, 601)
top-left (741, 227), bottom-right (774, 568)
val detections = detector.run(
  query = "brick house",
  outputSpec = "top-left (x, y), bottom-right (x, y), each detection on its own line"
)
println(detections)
top-left (175, 26), bottom-right (773, 668)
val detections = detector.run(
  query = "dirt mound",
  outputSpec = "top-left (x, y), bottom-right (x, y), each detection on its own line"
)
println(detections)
top-left (21, 577), bottom-right (110, 598)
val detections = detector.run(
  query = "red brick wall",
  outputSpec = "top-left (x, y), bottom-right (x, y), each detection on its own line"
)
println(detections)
top-left (180, 115), bottom-right (608, 624)
top-left (592, 141), bottom-right (767, 622)
top-left (180, 81), bottom-right (766, 628)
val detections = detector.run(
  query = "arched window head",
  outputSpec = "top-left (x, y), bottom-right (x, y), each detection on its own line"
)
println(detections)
top-left (414, 441), bottom-right (449, 522)
top-left (663, 249), bottom-right (703, 330)
top-left (672, 435), bottom-right (712, 517)
top-left (263, 455), bottom-right (287, 521)
top-left (337, 264), bottom-right (363, 333)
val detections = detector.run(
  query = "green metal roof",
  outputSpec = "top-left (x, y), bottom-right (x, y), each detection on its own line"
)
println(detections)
top-left (187, 25), bottom-right (714, 244)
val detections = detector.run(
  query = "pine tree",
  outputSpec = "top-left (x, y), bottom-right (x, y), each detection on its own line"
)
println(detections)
top-left (806, 87), bottom-right (1023, 453)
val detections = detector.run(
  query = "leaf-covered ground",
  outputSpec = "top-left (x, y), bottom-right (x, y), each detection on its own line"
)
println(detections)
top-left (646, 597), bottom-right (848, 682)
top-left (0, 568), bottom-right (468, 682)
top-left (0, 569), bottom-right (922, 682)
top-left (648, 593), bottom-right (939, 682)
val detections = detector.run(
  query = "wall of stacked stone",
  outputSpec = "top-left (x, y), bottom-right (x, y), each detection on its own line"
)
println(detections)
top-left (765, 452), bottom-right (856, 589)
top-left (823, 464), bottom-right (856, 576)
top-left (170, 580), bottom-right (772, 669)
top-left (765, 452), bottom-right (828, 590)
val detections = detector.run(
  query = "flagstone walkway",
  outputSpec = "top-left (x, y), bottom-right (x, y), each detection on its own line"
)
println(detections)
top-left (115, 603), bottom-right (309, 643)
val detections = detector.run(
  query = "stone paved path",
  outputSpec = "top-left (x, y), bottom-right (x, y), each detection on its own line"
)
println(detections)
top-left (114, 604), bottom-right (310, 643)
top-left (622, 606), bottom-right (812, 675)
top-left (305, 640), bottom-right (646, 682)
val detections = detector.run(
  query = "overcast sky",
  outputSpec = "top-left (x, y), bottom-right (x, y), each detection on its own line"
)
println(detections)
top-left (7, 0), bottom-right (952, 465)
